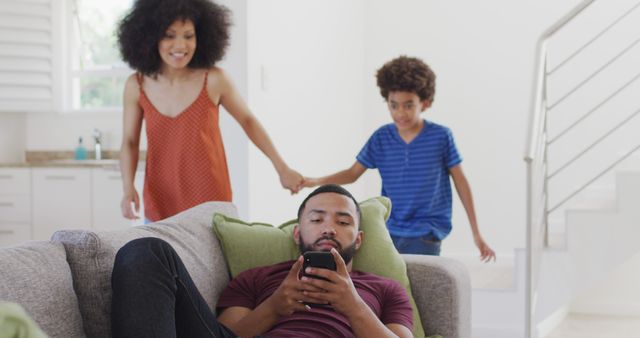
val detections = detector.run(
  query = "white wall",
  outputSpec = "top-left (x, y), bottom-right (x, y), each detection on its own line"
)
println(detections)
top-left (365, 0), bottom-right (595, 254)
top-left (25, 111), bottom-right (130, 151)
top-left (217, 0), bottom-right (249, 218)
top-left (246, 0), bottom-right (368, 223)
top-left (0, 114), bottom-right (26, 162)
top-left (245, 0), bottom-right (585, 255)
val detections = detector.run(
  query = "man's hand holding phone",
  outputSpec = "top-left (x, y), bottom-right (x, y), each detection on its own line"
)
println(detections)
top-left (300, 251), bottom-right (337, 307)
top-left (302, 251), bottom-right (337, 281)
top-left (262, 253), bottom-right (334, 316)
top-left (300, 248), bottom-right (366, 318)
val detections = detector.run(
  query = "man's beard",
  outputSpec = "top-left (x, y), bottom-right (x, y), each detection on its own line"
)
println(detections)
top-left (298, 236), bottom-right (358, 265)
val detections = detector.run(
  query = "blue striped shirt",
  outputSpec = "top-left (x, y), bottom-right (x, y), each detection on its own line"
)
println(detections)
top-left (357, 120), bottom-right (462, 239)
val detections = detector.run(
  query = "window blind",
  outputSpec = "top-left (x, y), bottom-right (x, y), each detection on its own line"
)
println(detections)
top-left (0, 0), bottom-right (61, 112)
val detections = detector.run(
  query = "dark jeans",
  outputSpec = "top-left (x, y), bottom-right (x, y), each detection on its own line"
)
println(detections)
top-left (111, 237), bottom-right (238, 338)
top-left (391, 234), bottom-right (442, 255)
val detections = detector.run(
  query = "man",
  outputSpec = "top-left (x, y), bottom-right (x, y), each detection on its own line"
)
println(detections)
top-left (111, 184), bottom-right (413, 338)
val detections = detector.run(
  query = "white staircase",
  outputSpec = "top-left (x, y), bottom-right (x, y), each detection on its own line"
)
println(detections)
top-left (524, 1), bottom-right (640, 337)
top-left (566, 172), bottom-right (640, 279)
top-left (466, 170), bottom-right (640, 338)
top-left (535, 170), bottom-right (640, 336)
top-left (469, 249), bottom-right (526, 338)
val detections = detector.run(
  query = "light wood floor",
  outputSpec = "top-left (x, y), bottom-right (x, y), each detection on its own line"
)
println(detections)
top-left (447, 254), bottom-right (516, 289)
top-left (546, 313), bottom-right (640, 338)
top-left (466, 264), bottom-right (514, 289)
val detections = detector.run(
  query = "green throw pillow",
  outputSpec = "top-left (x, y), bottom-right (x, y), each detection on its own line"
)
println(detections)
top-left (0, 302), bottom-right (49, 338)
top-left (212, 196), bottom-right (426, 338)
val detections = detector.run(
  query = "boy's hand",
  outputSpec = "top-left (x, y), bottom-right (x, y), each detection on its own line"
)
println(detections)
top-left (301, 177), bottom-right (321, 189)
top-left (474, 236), bottom-right (496, 262)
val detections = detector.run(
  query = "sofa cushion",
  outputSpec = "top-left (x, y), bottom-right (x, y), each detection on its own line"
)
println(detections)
top-left (404, 255), bottom-right (470, 338)
top-left (0, 241), bottom-right (86, 338)
top-left (212, 196), bottom-right (425, 338)
top-left (51, 201), bottom-right (237, 338)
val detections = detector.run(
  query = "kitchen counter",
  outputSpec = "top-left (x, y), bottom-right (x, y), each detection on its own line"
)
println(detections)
top-left (0, 151), bottom-right (146, 170)
top-left (0, 151), bottom-right (146, 169)
top-left (0, 160), bottom-right (145, 170)
top-left (0, 154), bottom-right (147, 246)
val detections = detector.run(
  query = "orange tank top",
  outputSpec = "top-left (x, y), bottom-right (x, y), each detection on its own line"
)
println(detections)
top-left (138, 72), bottom-right (232, 221)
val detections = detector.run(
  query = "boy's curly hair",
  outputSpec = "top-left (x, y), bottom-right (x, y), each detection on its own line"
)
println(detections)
top-left (376, 56), bottom-right (436, 102)
top-left (117, 0), bottom-right (231, 76)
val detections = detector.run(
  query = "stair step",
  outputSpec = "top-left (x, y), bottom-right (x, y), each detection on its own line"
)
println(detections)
top-left (466, 264), bottom-right (515, 289)
top-left (547, 170), bottom-right (640, 242)
top-left (444, 253), bottom-right (518, 290)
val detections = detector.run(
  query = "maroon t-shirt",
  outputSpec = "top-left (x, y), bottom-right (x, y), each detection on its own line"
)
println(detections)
top-left (216, 260), bottom-right (413, 338)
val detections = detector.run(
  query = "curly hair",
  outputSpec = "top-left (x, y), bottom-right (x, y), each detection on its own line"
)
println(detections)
top-left (376, 56), bottom-right (436, 103)
top-left (117, 0), bottom-right (231, 76)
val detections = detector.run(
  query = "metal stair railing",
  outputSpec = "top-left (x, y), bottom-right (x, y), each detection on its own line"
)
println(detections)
top-left (550, 143), bottom-right (640, 214)
top-left (524, 1), bottom-right (640, 337)
top-left (548, 106), bottom-right (640, 182)
top-left (547, 0), bottom-right (640, 76)
top-left (548, 70), bottom-right (640, 144)
top-left (547, 36), bottom-right (640, 111)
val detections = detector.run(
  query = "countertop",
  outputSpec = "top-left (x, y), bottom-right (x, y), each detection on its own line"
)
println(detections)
top-left (0, 151), bottom-right (146, 169)
top-left (0, 159), bottom-right (146, 170)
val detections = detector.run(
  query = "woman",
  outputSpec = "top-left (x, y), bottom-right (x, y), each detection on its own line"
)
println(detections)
top-left (117, 0), bottom-right (302, 222)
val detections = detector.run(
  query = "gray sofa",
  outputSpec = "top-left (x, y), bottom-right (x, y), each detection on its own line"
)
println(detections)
top-left (0, 202), bottom-right (471, 338)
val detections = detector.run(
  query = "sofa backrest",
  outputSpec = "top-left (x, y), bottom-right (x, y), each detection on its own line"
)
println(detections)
top-left (0, 240), bottom-right (86, 338)
top-left (51, 201), bottom-right (238, 338)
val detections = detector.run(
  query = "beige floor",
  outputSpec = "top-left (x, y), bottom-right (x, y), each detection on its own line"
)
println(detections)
top-left (448, 255), bottom-right (516, 289)
top-left (466, 264), bottom-right (514, 289)
top-left (546, 313), bottom-right (640, 338)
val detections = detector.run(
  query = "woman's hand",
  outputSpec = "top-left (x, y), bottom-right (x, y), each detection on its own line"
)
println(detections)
top-left (279, 167), bottom-right (304, 194)
top-left (120, 189), bottom-right (141, 220)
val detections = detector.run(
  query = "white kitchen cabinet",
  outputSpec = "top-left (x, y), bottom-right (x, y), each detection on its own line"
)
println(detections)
top-left (0, 195), bottom-right (31, 223)
top-left (0, 168), bottom-right (32, 247)
top-left (91, 168), bottom-right (145, 231)
top-left (0, 224), bottom-right (31, 247)
top-left (3, 164), bottom-right (146, 245)
top-left (0, 168), bottom-right (31, 194)
top-left (32, 168), bottom-right (92, 241)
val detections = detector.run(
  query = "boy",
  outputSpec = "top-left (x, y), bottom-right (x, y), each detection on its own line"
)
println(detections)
top-left (303, 56), bottom-right (495, 261)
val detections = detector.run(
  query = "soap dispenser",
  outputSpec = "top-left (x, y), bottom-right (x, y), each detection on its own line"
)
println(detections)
top-left (75, 137), bottom-right (87, 160)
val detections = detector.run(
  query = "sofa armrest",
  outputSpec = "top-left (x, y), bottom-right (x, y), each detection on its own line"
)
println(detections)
top-left (403, 254), bottom-right (471, 338)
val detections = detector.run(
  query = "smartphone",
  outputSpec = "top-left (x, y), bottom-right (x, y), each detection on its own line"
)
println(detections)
top-left (303, 251), bottom-right (337, 281)
top-left (302, 251), bottom-right (336, 308)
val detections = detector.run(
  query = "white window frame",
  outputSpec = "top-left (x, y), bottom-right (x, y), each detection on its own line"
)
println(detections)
top-left (62, 0), bottom-right (132, 114)
top-left (0, 0), bottom-right (131, 114)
